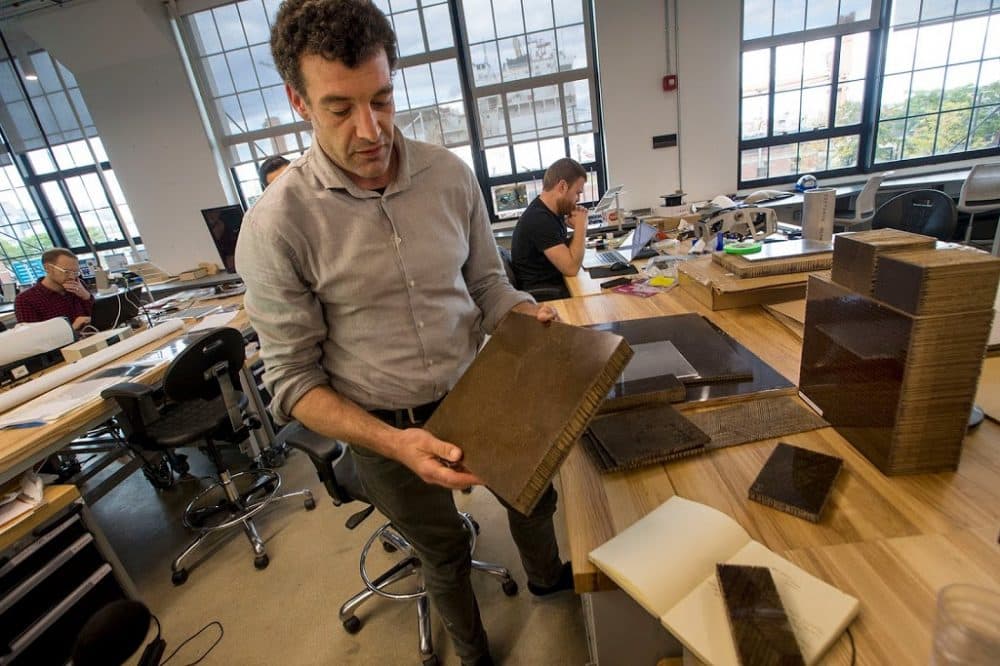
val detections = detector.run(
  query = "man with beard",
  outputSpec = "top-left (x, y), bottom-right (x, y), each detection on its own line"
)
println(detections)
top-left (510, 158), bottom-right (588, 299)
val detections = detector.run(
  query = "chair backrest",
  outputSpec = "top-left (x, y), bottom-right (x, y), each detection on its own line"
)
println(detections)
top-left (854, 173), bottom-right (886, 219)
top-left (872, 189), bottom-right (957, 241)
top-left (163, 327), bottom-right (245, 403)
top-left (497, 245), bottom-right (520, 289)
top-left (958, 163), bottom-right (1000, 213)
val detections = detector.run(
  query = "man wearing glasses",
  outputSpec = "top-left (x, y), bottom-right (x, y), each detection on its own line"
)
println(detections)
top-left (14, 247), bottom-right (93, 332)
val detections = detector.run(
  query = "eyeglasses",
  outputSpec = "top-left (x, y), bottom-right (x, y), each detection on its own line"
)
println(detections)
top-left (46, 263), bottom-right (81, 277)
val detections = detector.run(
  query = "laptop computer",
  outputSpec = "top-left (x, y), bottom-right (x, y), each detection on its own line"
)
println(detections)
top-left (91, 286), bottom-right (143, 331)
top-left (582, 221), bottom-right (659, 269)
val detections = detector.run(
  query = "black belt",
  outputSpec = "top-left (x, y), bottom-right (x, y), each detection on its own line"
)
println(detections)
top-left (370, 399), bottom-right (443, 427)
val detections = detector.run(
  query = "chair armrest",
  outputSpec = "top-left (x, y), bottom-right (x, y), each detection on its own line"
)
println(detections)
top-left (100, 382), bottom-right (156, 401)
top-left (101, 382), bottom-right (159, 440)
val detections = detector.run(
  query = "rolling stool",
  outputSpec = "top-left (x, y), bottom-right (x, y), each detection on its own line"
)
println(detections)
top-left (275, 421), bottom-right (518, 666)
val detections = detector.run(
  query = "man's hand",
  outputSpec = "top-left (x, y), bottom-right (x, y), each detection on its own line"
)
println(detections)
top-left (511, 300), bottom-right (559, 322)
top-left (567, 205), bottom-right (588, 233)
top-left (393, 428), bottom-right (484, 489)
top-left (71, 316), bottom-right (91, 331)
top-left (63, 279), bottom-right (91, 301)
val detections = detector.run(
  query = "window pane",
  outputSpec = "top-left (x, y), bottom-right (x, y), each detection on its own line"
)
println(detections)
top-left (885, 28), bottom-right (917, 74)
top-left (190, 12), bottom-right (222, 55)
top-left (251, 44), bottom-right (283, 87)
top-left (798, 138), bottom-right (829, 172)
top-left (743, 49), bottom-right (770, 96)
top-left (880, 72), bottom-right (912, 119)
top-left (261, 85), bottom-right (295, 126)
top-left (227, 48), bottom-right (259, 92)
top-left (237, 0), bottom-right (271, 44)
top-left (968, 104), bottom-right (999, 148)
top-left (238, 90), bottom-right (268, 131)
top-left (397, 108), bottom-right (442, 143)
top-left (563, 80), bottom-right (592, 126)
top-left (513, 141), bottom-right (541, 172)
top-left (525, 0), bottom-right (554, 32)
top-left (908, 67), bottom-right (945, 115)
top-left (431, 60), bottom-right (463, 103)
top-left (774, 90), bottom-right (802, 133)
top-left (807, 0), bottom-right (838, 29)
top-left (493, 0), bottom-right (524, 37)
top-left (802, 38), bottom-right (834, 87)
top-left (485, 145), bottom-right (511, 176)
top-left (394, 10), bottom-right (425, 56)
top-left (478, 94), bottom-right (507, 139)
top-left (836, 80), bottom-right (865, 125)
top-left (828, 134), bottom-right (859, 168)
top-left (538, 136), bottom-right (565, 167)
top-left (774, 43), bottom-right (803, 92)
top-left (741, 147), bottom-right (768, 180)
top-left (402, 64), bottom-right (436, 107)
top-left (507, 90), bottom-right (535, 133)
top-left (839, 32), bottom-right (869, 81)
top-left (922, 0), bottom-right (956, 21)
top-left (876, 118), bottom-right (906, 161)
top-left (552, 0), bottom-right (583, 26)
top-left (986, 16), bottom-right (1000, 59)
top-left (440, 101), bottom-right (469, 144)
top-left (935, 108), bottom-right (972, 152)
top-left (774, 0), bottom-right (806, 34)
top-left (213, 5), bottom-right (248, 50)
top-left (528, 31), bottom-right (558, 76)
top-left (470, 42), bottom-right (502, 86)
top-left (499, 36), bottom-right (530, 82)
top-left (449, 144), bottom-right (474, 170)
top-left (424, 4), bottom-right (454, 50)
top-left (801, 86), bottom-right (830, 130)
top-left (556, 24), bottom-right (588, 71)
top-left (914, 24), bottom-right (952, 70)
top-left (903, 114), bottom-right (938, 158)
top-left (463, 0), bottom-right (496, 42)
top-left (204, 54), bottom-right (235, 97)
top-left (568, 133), bottom-right (594, 163)
top-left (768, 143), bottom-right (797, 177)
top-left (978, 58), bottom-right (1000, 105)
top-left (741, 95), bottom-right (769, 139)
top-left (839, 0), bottom-right (871, 23)
top-left (744, 0), bottom-right (773, 40)
top-left (949, 17), bottom-right (989, 64)
top-left (942, 62), bottom-right (979, 110)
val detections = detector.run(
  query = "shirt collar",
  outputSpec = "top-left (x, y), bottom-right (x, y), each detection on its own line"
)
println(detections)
top-left (308, 130), bottom-right (433, 198)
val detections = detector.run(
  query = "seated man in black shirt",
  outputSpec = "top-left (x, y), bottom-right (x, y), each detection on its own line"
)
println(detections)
top-left (510, 158), bottom-right (588, 300)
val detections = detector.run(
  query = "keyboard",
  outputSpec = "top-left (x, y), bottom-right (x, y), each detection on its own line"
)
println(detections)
top-left (594, 250), bottom-right (628, 264)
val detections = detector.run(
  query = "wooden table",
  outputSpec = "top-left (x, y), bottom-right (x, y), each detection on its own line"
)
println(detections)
top-left (551, 289), bottom-right (1000, 664)
top-left (0, 296), bottom-right (251, 485)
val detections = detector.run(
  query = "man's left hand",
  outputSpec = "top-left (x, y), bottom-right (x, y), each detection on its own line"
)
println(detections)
top-left (511, 301), bottom-right (559, 323)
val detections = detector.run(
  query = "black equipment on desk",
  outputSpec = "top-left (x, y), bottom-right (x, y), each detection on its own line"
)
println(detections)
top-left (201, 204), bottom-right (245, 274)
top-left (91, 286), bottom-right (143, 331)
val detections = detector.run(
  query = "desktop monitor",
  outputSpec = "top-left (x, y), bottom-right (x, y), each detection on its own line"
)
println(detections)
top-left (91, 286), bottom-right (143, 331)
top-left (201, 204), bottom-right (245, 273)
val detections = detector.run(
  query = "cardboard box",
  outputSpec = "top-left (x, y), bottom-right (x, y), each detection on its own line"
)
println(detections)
top-left (677, 256), bottom-right (810, 310)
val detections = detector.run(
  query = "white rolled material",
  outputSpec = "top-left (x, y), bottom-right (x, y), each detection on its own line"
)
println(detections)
top-left (0, 319), bottom-right (75, 366)
top-left (802, 187), bottom-right (836, 242)
top-left (0, 320), bottom-right (184, 415)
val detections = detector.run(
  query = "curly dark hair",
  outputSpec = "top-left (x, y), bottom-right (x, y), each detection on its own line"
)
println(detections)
top-left (271, 0), bottom-right (398, 98)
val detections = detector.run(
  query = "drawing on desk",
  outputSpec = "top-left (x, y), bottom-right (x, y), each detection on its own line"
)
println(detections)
top-left (588, 496), bottom-right (859, 666)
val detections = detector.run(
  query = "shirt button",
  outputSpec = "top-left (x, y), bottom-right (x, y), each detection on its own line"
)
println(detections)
top-left (418, 321), bottom-right (425, 328)
top-left (408, 280), bottom-right (415, 288)
top-left (427, 359), bottom-right (434, 366)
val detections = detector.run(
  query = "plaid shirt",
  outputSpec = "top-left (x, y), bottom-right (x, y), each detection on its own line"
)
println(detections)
top-left (14, 279), bottom-right (94, 325)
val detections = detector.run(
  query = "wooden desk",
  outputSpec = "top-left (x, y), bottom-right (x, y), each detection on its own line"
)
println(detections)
top-left (551, 289), bottom-right (1000, 663)
top-left (0, 296), bottom-right (252, 485)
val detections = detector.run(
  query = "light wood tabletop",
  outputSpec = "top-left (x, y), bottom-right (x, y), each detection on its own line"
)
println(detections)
top-left (550, 289), bottom-right (1000, 662)
top-left (0, 295), bottom-right (249, 483)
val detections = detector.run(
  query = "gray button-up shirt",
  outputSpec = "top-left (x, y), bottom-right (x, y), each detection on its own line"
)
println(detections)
top-left (235, 135), bottom-right (531, 423)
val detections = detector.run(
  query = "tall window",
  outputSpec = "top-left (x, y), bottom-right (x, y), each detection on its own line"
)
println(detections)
top-left (739, 0), bottom-right (1000, 187)
top-left (0, 46), bottom-right (140, 284)
top-left (176, 0), bottom-right (604, 218)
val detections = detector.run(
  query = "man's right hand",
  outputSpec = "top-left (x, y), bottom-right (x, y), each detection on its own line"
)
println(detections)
top-left (63, 279), bottom-right (91, 301)
top-left (72, 316), bottom-right (91, 331)
top-left (393, 428), bottom-right (484, 489)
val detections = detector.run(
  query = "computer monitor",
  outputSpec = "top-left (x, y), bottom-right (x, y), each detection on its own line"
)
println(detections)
top-left (201, 204), bottom-right (245, 273)
top-left (91, 286), bottom-right (143, 331)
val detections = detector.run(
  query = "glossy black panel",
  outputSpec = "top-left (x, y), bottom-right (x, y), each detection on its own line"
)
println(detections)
top-left (717, 564), bottom-right (805, 666)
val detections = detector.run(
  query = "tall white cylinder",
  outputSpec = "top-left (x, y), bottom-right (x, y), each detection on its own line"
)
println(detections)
top-left (802, 188), bottom-right (836, 242)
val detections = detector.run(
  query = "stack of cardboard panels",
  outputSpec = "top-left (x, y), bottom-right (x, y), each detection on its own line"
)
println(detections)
top-left (799, 230), bottom-right (1000, 474)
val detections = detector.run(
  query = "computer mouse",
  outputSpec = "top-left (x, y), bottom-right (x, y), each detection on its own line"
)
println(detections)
top-left (609, 261), bottom-right (629, 271)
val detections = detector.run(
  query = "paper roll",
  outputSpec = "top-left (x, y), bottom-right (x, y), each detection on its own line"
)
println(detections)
top-left (0, 319), bottom-right (75, 366)
top-left (0, 320), bottom-right (184, 415)
top-left (802, 188), bottom-right (835, 242)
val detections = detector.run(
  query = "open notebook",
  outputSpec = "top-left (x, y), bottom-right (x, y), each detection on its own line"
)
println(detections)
top-left (589, 496), bottom-right (859, 666)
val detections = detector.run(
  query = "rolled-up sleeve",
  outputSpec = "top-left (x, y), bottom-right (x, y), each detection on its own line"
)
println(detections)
top-left (461, 170), bottom-right (533, 333)
top-left (236, 213), bottom-right (329, 424)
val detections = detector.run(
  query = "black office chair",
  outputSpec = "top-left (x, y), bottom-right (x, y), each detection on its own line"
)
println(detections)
top-left (274, 422), bottom-right (518, 666)
top-left (498, 246), bottom-right (570, 302)
top-left (101, 327), bottom-right (315, 585)
top-left (871, 188), bottom-right (957, 241)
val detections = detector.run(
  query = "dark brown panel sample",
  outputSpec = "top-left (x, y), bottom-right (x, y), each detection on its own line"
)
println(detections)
top-left (717, 564), bottom-right (805, 666)
top-left (830, 228), bottom-right (935, 295)
top-left (582, 403), bottom-right (709, 473)
top-left (425, 312), bottom-right (632, 515)
top-left (748, 442), bottom-right (843, 522)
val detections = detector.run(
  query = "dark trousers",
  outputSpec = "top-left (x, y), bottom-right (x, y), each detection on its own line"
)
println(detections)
top-left (349, 445), bottom-right (562, 663)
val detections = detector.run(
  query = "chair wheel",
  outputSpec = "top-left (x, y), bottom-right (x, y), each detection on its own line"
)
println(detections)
top-left (382, 542), bottom-right (397, 553)
top-left (254, 554), bottom-right (270, 570)
top-left (502, 579), bottom-right (518, 596)
top-left (342, 616), bottom-right (362, 634)
top-left (422, 655), bottom-right (439, 666)
top-left (171, 569), bottom-right (188, 586)
top-left (304, 497), bottom-right (317, 510)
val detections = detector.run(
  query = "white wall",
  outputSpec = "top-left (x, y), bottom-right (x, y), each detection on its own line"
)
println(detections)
top-left (594, 0), bottom-right (682, 211)
top-left (14, 0), bottom-right (231, 275)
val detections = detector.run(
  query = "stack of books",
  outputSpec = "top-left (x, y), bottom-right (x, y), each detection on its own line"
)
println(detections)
top-left (800, 231), bottom-right (1000, 474)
